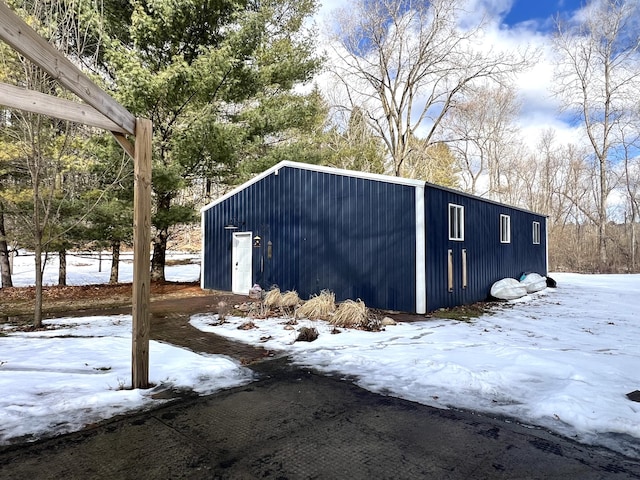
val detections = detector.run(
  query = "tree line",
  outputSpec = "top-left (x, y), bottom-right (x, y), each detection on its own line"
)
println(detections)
top-left (1, 0), bottom-right (639, 312)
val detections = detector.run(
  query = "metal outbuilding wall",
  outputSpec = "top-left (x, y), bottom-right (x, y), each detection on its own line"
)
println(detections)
top-left (424, 186), bottom-right (548, 311)
top-left (202, 164), bottom-right (419, 312)
top-left (202, 161), bottom-right (548, 313)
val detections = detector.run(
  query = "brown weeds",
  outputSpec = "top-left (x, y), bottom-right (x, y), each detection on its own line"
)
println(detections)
top-left (296, 290), bottom-right (336, 321)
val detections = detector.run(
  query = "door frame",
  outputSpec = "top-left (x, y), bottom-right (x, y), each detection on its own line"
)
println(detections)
top-left (231, 231), bottom-right (252, 295)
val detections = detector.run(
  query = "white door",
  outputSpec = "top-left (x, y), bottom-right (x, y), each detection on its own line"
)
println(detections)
top-left (231, 232), bottom-right (252, 294)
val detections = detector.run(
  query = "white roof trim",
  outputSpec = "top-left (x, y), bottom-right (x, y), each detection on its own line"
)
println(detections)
top-left (200, 160), bottom-right (426, 212)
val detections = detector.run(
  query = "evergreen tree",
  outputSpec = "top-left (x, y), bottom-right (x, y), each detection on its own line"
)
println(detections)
top-left (84, 136), bottom-right (135, 284)
top-left (325, 106), bottom-right (386, 174)
top-left (102, 0), bottom-right (323, 281)
top-left (401, 140), bottom-right (460, 188)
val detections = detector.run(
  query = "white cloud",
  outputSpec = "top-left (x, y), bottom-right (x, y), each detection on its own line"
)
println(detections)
top-left (313, 0), bottom-right (579, 149)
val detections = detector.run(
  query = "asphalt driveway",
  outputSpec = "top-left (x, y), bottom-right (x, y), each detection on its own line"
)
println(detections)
top-left (1, 296), bottom-right (639, 479)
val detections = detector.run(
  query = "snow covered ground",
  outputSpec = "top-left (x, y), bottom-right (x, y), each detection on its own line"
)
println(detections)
top-left (2, 253), bottom-right (639, 458)
top-left (9, 250), bottom-right (201, 286)
top-left (1, 252), bottom-right (248, 445)
top-left (190, 273), bottom-right (640, 458)
top-left (0, 316), bottom-right (253, 443)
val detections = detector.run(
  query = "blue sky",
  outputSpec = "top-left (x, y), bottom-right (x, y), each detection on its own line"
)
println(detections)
top-left (502, 0), bottom-right (585, 27)
top-left (318, 0), bottom-right (588, 29)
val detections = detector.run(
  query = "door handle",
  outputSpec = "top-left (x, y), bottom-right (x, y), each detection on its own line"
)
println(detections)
top-left (462, 249), bottom-right (467, 289)
top-left (447, 249), bottom-right (453, 292)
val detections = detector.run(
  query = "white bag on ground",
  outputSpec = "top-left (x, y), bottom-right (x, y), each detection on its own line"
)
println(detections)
top-left (519, 273), bottom-right (547, 293)
top-left (490, 278), bottom-right (528, 300)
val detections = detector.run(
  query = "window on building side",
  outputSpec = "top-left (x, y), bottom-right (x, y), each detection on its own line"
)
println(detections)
top-left (448, 204), bottom-right (464, 241)
top-left (500, 214), bottom-right (511, 243)
top-left (533, 221), bottom-right (541, 244)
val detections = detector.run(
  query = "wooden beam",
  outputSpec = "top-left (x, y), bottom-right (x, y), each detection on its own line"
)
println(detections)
top-left (0, 3), bottom-right (153, 390)
top-left (112, 132), bottom-right (135, 160)
top-left (0, 2), bottom-right (135, 135)
top-left (132, 117), bottom-right (152, 389)
top-left (0, 82), bottom-right (128, 133)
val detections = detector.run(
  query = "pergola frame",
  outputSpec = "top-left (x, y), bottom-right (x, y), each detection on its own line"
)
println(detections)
top-left (0, 2), bottom-right (151, 389)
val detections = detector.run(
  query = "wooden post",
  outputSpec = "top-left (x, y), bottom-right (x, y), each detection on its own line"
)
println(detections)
top-left (132, 118), bottom-right (152, 389)
top-left (0, 4), bottom-right (151, 389)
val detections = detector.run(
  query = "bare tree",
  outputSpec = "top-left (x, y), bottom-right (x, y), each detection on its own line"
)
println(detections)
top-left (445, 84), bottom-right (522, 198)
top-left (552, 0), bottom-right (640, 272)
top-left (520, 130), bottom-right (592, 224)
top-left (543, 147), bottom-right (595, 271)
top-left (327, 0), bottom-right (532, 176)
top-left (619, 124), bottom-right (640, 271)
top-left (1, 0), bottom-right (105, 326)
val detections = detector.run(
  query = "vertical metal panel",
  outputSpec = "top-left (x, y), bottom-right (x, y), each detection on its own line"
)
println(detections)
top-left (425, 187), bottom-right (548, 311)
top-left (203, 165), bottom-right (417, 312)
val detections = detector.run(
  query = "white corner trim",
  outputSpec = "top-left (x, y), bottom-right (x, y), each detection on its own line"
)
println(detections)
top-left (415, 185), bottom-right (427, 314)
top-left (545, 216), bottom-right (549, 275)
top-left (200, 209), bottom-right (206, 290)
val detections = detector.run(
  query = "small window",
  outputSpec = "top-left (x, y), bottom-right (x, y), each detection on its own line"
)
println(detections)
top-left (533, 221), bottom-right (541, 244)
top-left (500, 214), bottom-right (511, 243)
top-left (448, 204), bottom-right (464, 241)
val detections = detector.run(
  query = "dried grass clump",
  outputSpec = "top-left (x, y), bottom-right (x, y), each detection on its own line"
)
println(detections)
top-left (330, 299), bottom-right (368, 328)
top-left (296, 290), bottom-right (336, 320)
top-left (280, 290), bottom-right (301, 308)
top-left (263, 288), bottom-right (282, 309)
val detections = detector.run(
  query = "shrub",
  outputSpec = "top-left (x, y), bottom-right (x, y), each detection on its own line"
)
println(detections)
top-left (280, 290), bottom-right (301, 309)
top-left (263, 288), bottom-right (282, 310)
top-left (296, 290), bottom-right (336, 320)
top-left (331, 299), bottom-right (368, 328)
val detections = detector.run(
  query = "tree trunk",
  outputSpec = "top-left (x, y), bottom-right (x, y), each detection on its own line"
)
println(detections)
top-left (33, 159), bottom-right (43, 328)
top-left (58, 249), bottom-right (67, 286)
top-left (598, 159), bottom-right (608, 272)
top-left (0, 209), bottom-right (13, 288)
top-left (632, 219), bottom-right (637, 273)
top-left (34, 247), bottom-right (43, 329)
top-left (110, 240), bottom-right (120, 284)
top-left (151, 228), bottom-right (168, 282)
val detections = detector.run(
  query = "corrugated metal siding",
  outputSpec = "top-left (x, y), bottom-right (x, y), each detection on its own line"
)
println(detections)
top-left (203, 166), bottom-right (417, 312)
top-left (425, 187), bottom-right (547, 311)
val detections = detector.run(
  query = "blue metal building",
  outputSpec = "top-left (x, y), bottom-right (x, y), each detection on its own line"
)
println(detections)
top-left (200, 161), bottom-right (547, 313)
